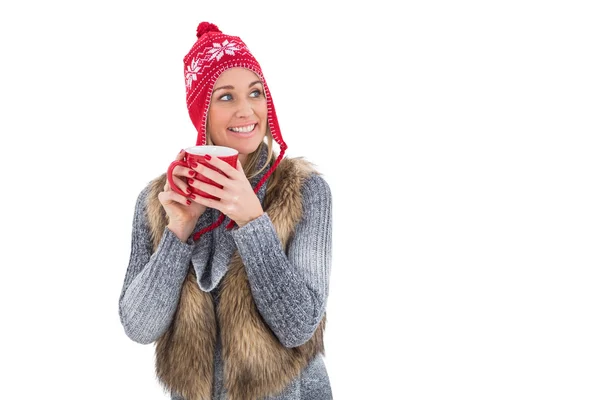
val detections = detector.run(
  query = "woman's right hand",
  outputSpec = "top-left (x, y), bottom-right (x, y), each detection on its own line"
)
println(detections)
top-left (158, 150), bottom-right (207, 242)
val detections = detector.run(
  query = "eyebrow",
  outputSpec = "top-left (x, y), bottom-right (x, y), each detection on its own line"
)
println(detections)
top-left (213, 80), bottom-right (263, 93)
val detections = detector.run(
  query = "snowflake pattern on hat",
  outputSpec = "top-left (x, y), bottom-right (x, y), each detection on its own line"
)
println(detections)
top-left (185, 39), bottom-right (248, 90)
top-left (208, 39), bottom-right (242, 61)
top-left (185, 58), bottom-right (201, 89)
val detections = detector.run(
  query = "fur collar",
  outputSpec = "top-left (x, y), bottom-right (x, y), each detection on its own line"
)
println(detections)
top-left (145, 157), bottom-right (326, 400)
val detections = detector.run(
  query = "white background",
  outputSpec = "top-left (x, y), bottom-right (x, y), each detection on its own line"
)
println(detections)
top-left (1, 1), bottom-right (599, 399)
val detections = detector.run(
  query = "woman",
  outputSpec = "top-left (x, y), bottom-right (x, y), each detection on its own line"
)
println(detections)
top-left (118, 22), bottom-right (333, 400)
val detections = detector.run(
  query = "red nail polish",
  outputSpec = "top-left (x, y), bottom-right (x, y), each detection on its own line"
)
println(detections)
top-left (188, 178), bottom-right (194, 185)
top-left (189, 194), bottom-right (196, 200)
top-left (204, 154), bottom-right (212, 160)
top-left (186, 187), bottom-right (192, 194)
top-left (188, 170), bottom-right (196, 176)
top-left (191, 162), bottom-right (199, 168)
top-left (186, 199), bottom-right (191, 205)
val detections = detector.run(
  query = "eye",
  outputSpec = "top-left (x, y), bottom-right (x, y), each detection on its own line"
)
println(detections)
top-left (250, 89), bottom-right (263, 98)
top-left (218, 93), bottom-right (233, 101)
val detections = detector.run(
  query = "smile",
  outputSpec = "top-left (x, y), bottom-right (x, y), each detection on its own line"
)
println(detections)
top-left (228, 123), bottom-right (256, 133)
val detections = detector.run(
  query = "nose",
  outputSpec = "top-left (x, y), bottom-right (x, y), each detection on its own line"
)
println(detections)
top-left (235, 100), bottom-right (254, 118)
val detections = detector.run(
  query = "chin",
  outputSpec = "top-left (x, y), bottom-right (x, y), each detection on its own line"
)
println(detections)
top-left (235, 142), bottom-right (262, 156)
top-left (230, 136), bottom-right (265, 155)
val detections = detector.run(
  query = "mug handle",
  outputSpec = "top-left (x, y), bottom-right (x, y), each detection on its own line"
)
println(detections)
top-left (167, 160), bottom-right (189, 197)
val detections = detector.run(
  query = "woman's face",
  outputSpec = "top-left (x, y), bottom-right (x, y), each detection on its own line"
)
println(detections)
top-left (207, 67), bottom-right (268, 161)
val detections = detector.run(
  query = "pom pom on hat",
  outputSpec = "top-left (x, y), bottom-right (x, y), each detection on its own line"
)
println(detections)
top-left (196, 22), bottom-right (221, 39)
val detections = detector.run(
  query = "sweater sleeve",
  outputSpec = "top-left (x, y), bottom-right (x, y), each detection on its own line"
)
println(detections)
top-left (231, 173), bottom-right (332, 348)
top-left (118, 185), bottom-right (206, 344)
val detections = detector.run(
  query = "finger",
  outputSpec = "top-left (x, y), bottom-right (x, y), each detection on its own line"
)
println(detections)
top-left (158, 189), bottom-right (192, 206)
top-left (236, 159), bottom-right (244, 173)
top-left (203, 155), bottom-right (240, 178)
top-left (175, 149), bottom-right (185, 161)
top-left (172, 164), bottom-right (197, 179)
top-left (189, 179), bottom-right (226, 199)
top-left (189, 191), bottom-right (222, 211)
top-left (172, 175), bottom-right (193, 196)
top-left (192, 165), bottom-right (230, 187)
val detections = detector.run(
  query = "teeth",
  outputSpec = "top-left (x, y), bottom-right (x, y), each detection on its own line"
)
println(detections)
top-left (230, 124), bottom-right (255, 133)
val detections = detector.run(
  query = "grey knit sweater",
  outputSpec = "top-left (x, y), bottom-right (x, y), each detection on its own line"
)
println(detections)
top-left (118, 158), bottom-right (333, 399)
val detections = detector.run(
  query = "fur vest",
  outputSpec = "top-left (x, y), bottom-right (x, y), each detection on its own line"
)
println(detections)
top-left (145, 157), bottom-right (326, 400)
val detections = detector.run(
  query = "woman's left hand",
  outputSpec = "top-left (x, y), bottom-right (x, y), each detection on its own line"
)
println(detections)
top-left (189, 155), bottom-right (264, 228)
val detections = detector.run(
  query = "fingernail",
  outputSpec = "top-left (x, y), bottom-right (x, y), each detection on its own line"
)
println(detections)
top-left (189, 194), bottom-right (196, 200)
top-left (204, 154), bottom-right (212, 160)
top-left (188, 170), bottom-right (196, 176)
top-left (186, 187), bottom-right (192, 194)
top-left (186, 199), bottom-right (191, 205)
top-left (191, 162), bottom-right (199, 168)
top-left (188, 178), bottom-right (194, 185)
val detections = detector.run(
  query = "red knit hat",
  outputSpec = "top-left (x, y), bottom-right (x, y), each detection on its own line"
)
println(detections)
top-left (184, 22), bottom-right (288, 238)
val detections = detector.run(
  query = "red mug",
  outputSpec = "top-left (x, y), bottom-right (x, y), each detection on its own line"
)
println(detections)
top-left (167, 145), bottom-right (239, 200)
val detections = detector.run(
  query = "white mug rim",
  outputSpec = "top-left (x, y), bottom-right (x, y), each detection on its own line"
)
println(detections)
top-left (185, 145), bottom-right (238, 157)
